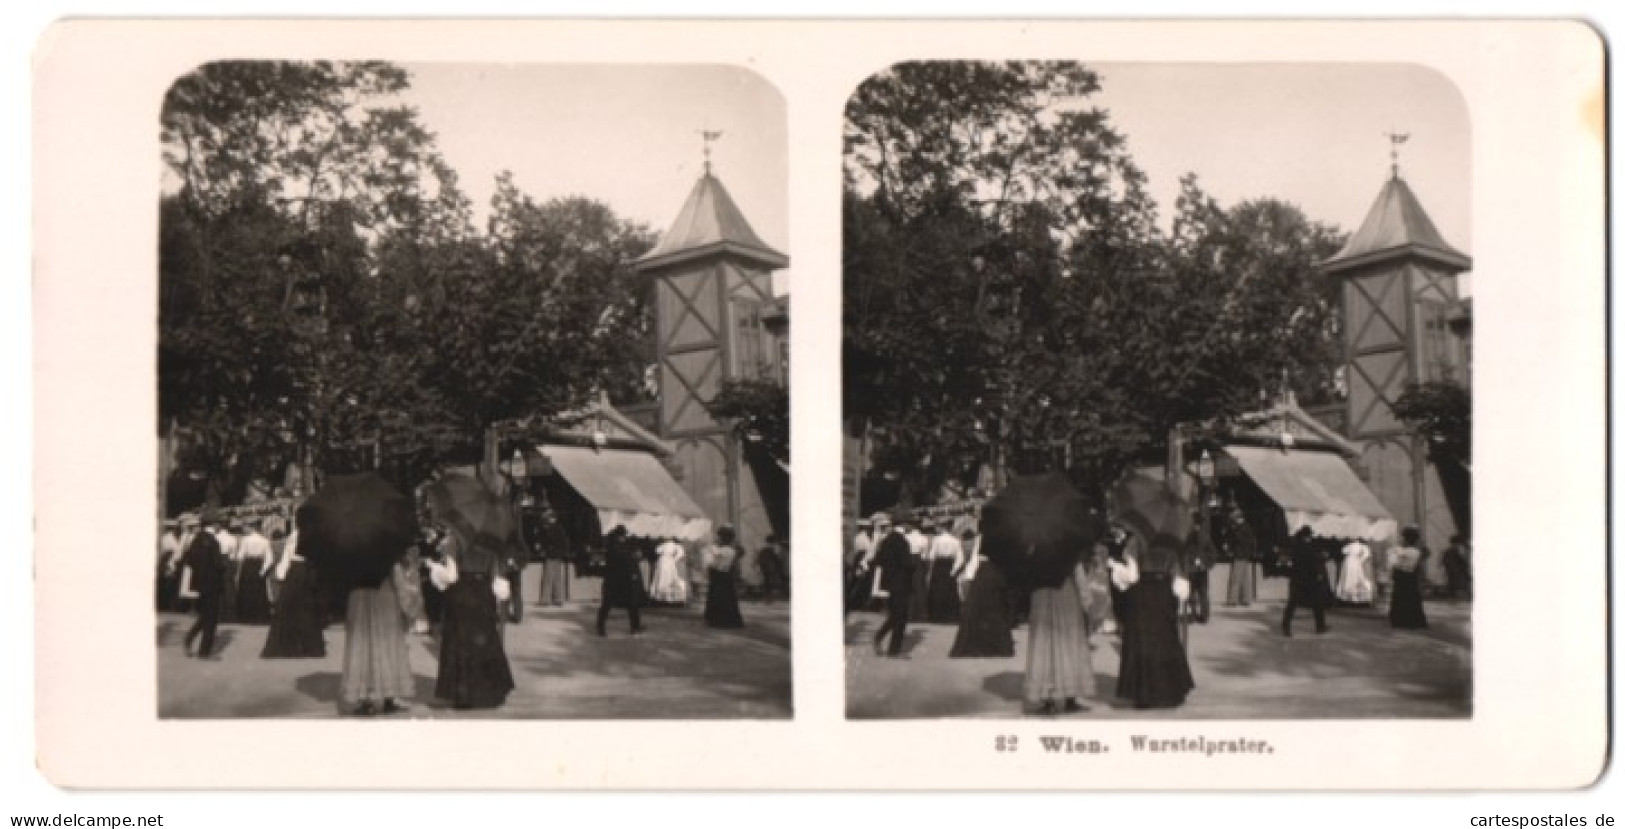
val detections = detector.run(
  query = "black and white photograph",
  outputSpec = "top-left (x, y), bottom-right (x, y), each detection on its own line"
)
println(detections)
top-left (842, 62), bottom-right (1474, 720)
top-left (29, 19), bottom-right (1604, 794)
top-left (153, 62), bottom-right (792, 719)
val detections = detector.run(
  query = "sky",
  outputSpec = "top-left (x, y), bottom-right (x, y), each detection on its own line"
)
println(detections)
top-left (395, 63), bottom-right (790, 290)
top-left (1086, 62), bottom-right (1473, 291)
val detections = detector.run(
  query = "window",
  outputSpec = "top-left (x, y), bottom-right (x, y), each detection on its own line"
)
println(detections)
top-left (1418, 300), bottom-right (1455, 383)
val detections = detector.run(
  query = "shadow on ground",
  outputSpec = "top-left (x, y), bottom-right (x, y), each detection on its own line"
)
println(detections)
top-left (509, 601), bottom-right (792, 719)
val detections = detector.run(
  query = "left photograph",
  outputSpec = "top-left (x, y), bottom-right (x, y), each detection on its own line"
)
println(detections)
top-left (154, 62), bottom-right (791, 719)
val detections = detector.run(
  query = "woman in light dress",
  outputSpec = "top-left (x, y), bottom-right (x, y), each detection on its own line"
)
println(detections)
top-left (338, 561), bottom-right (417, 716)
top-left (1335, 538), bottom-right (1375, 605)
top-left (648, 537), bottom-right (689, 605)
top-left (1021, 559), bottom-right (1095, 715)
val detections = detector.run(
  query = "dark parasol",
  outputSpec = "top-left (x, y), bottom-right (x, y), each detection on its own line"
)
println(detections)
top-left (295, 472), bottom-right (418, 589)
top-left (1111, 470), bottom-right (1194, 561)
top-left (423, 473), bottom-right (526, 568)
top-left (979, 473), bottom-right (1107, 588)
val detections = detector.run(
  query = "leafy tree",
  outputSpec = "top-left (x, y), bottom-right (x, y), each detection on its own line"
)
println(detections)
top-left (159, 194), bottom-right (308, 501)
top-left (843, 61), bottom-right (1349, 505)
top-left (1160, 177), bottom-right (1347, 412)
top-left (1392, 381), bottom-right (1471, 467)
top-left (378, 177), bottom-right (657, 471)
top-left (711, 377), bottom-right (790, 466)
top-left (845, 61), bottom-right (1160, 502)
top-left (158, 61), bottom-right (658, 498)
top-left (162, 60), bottom-right (464, 234)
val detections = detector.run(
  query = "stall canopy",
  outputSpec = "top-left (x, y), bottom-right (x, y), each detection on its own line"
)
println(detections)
top-left (1227, 445), bottom-right (1397, 542)
top-left (541, 445), bottom-right (713, 542)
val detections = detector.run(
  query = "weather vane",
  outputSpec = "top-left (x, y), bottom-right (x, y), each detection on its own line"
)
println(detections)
top-left (1385, 129), bottom-right (1410, 179)
top-left (700, 128), bottom-right (724, 175)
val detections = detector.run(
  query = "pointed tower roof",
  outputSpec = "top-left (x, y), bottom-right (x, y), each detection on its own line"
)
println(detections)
top-left (1322, 174), bottom-right (1471, 275)
top-left (635, 173), bottom-right (788, 273)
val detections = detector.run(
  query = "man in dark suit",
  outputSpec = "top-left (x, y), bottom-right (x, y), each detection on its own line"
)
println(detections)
top-left (597, 527), bottom-right (645, 636)
top-left (1182, 525), bottom-right (1214, 623)
top-left (181, 511), bottom-right (226, 658)
top-left (871, 509), bottom-right (918, 657)
top-left (1281, 526), bottom-right (1331, 636)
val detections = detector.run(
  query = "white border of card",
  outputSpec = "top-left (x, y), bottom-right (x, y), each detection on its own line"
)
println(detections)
top-left (34, 19), bottom-right (1604, 789)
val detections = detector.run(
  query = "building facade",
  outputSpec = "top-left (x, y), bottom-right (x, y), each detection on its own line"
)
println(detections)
top-left (1322, 169), bottom-right (1472, 550)
top-left (633, 169), bottom-right (789, 554)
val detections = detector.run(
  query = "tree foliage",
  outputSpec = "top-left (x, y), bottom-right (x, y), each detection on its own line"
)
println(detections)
top-left (159, 61), bottom-right (657, 500)
top-left (372, 177), bottom-right (656, 466)
top-left (162, 61), bottom-right (467, 234)
top-left (711, 377), bottom-right (790, 467)
top-left (1392, 381), bottom-right (1471, 466)
top-left (843, 61), bottom-right (1347, 504)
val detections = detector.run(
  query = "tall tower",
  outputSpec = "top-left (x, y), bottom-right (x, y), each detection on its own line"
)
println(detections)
top-left (1322, 162), bottom-right (1470, 549)
top-left (633, 163), bottom-right (788, 552)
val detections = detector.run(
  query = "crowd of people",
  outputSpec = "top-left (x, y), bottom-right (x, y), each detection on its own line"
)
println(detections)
top-left (845, 505), bottom-right (1469, 717)
top-left (158, 498), bottom-right (781, 717)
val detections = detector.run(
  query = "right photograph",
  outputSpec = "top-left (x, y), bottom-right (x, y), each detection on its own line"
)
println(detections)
top-left (841, 62), bottom-right (1472, 720)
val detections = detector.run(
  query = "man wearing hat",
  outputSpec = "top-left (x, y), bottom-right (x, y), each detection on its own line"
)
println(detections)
top-left (180, 511), bottom-right (227, 658)
top-left (1281, 526), bottom-right (1331, 637)
top-left (173, 515), bottom-right (201, 612)
top-left (871, 508), bottom-right (918, 657)
top-left (857, 512), bottom-right (892, 612)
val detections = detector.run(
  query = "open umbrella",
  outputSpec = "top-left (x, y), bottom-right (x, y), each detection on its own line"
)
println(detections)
top-left (423, 473), bottom-right (526, 566)
top-left (1111, 470), bottom-right (1194, 557)
top-left (1111, 470), bottom-right (1197, 647)
top-left (979, 473), bottom-right (1106, 588)
top-left (295, 472), bottom-right (417, 589)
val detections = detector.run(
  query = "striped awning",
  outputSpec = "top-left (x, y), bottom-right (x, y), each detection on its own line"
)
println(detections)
top-left (540, 444), bottom-right (713, 542)
top-left (1227, 445), bottom-right (1397, 542)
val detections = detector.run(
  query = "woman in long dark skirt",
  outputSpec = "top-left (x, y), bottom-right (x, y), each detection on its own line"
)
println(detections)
top-left (949, 554), bottom-right (1015, 658)
top-left (1113, 531), bottom-right (1195, 710)
top-left (431, 527), bottom-right (516, 710)
top-left (419, 528), bottom-right (447, 626)
top-left (233, 526), bottom-right (274, 625)
top-left (260, 538), bottom-right (326, 658)
top-left (1103, 524), bottom-right (1134, 634)
top-left (1387, 526), bottom-right (1431, 630)
top-left (703, 525), bottom-right (745, 629)
top-left (908, 521), bottom-right (931, 622)
top-left (925, 545), bottom-right (962, 624)
top-left (218, 558), bottom-right (241, 624)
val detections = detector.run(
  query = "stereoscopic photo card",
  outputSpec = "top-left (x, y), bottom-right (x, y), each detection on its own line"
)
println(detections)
top-left (32, 19), bottom-right (1604, 789)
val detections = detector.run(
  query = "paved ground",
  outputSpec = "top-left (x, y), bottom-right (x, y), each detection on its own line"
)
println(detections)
top-left (846, 564), bottom-right (1471, 720)
top-left (158, 569), bottom-right (791, 719)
